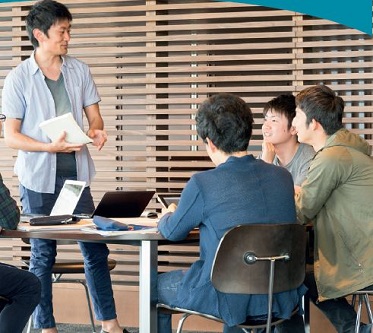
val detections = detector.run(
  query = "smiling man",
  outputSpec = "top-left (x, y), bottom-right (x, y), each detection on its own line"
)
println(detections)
top-left (293, 84), bottom-right (373, 333)
top-left (1, 1), bottom-right (124, 333)
top-left (261, 94), bottom-right (315, 186)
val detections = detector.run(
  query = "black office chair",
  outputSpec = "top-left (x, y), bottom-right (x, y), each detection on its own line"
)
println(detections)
top-left (158, 223), bottom-right (307, 333)
top-left (21, 240), bottom-right (116, 333)
top-left (350, 289), bottom-right (373, 333)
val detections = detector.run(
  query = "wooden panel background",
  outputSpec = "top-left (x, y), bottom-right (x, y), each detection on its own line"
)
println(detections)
top-left (0, 0), bottom-right (372, 321)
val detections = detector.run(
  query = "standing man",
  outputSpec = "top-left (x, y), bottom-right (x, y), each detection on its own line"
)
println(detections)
top-left (293, 84), bottom-right (373, 333)
top-left (261, 94), bottom-right (315, 186)
top-left (1, 1), bottom-right (125, 332)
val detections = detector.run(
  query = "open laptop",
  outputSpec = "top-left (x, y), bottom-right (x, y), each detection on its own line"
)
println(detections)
top-left (90, 190), bottom-right (155, 218)
top-left (51, 180), bottom-right (86, 216)
top-left (25, 180), bottom-right (86, 224)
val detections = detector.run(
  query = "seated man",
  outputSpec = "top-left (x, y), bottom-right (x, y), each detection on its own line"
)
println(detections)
top-left (0, 173), bottom-right (41, 333)
top-left (293, 84), bottom-right (373, 333)
top-left (156, 93), bottom-right (306, 333)
top-left (261, 94), bottom-right (315, 186)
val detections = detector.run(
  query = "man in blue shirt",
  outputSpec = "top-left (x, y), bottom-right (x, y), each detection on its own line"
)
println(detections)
top-left (157, 93), bottom-right (306, 333)
top-left (2, 1), bottom-right (124, 332)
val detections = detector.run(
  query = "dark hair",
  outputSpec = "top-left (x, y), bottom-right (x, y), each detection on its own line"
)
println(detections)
top-left (295, 85), bottom-right (344, 135)
top-left (26, 0), bottom-right (72, 48)
top-left (195, 93), bottom-right (254, 153)
top-left (263, 94), bottom-right (296, 129)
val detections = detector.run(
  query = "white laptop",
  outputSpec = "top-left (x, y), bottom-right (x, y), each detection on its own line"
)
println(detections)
top-left (50, 180), bottom-right (86, 216)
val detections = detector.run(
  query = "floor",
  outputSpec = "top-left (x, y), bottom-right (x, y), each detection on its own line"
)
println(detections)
top-left (24, 323), bottom-right (213, 333)
top-left (24, 325), bottom-right (137, 333)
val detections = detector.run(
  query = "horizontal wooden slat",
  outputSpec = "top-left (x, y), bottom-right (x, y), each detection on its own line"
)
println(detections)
top-left (0, 0), bottom-right (372, 289)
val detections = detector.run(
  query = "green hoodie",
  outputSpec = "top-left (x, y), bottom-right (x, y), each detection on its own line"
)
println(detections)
top-left (296, 128), bottom-right (373, 301)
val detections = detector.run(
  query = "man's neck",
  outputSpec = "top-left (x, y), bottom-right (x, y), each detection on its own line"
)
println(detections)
top-left (312, 137), bottom-right (328, 152)
top-left (274, 141), bottom-right (299, 166)
top-left (215, 150), bottom-right (248, 166)
top-left (34, 49), bottom-right (62, 80)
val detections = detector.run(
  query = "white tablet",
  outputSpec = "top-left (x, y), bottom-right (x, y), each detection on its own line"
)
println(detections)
top-left (50, 180), bottom-right (86, 216)
top-left (157, 194), bottom-right (181, 208)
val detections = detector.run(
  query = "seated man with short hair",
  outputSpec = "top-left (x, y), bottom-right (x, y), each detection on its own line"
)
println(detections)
top-left (293, 84), bottom-right (373, 333)
top-left (0, 174), bottom-right (41, 333)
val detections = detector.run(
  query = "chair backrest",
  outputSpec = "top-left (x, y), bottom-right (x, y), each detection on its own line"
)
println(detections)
top-left (211, 223), bottom-right (306, 294)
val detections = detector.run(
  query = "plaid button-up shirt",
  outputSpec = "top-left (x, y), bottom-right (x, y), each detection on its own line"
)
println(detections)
top-left (0, 174), bottom-right (20, 230)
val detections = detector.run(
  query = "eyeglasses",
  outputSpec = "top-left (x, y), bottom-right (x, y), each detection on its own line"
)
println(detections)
top-left (0, 114), bottom-right (5, 122)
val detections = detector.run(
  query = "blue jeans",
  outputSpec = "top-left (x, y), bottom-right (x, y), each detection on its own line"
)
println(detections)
top-left (0, 263), bottom-right (41, 333)
top-left (304, 271), bottom-right (373, 333)
top-left (157, 270), bottom-right (185, 333)
top-left (20, 176), bottom-right (117, 329)
top-left (157, 270), bottom-right (303, 333)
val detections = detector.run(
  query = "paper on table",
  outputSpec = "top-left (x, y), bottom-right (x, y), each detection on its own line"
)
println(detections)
top-left (82, 217), bottom-right (159, 236)
top-left (98, 217), bottom-right (159, 227)
top-left (83, 228), bottom-right (159, 237)
top-left (39, 113), bottom-right (93, 144)
top-left (17, 217), bottom-right (159, 235)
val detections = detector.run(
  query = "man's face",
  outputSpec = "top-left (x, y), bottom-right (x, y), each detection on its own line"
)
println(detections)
top-left (38, 19), bottom-right (71, 55)
top-left (292, 108), bottom-right (312, 144)
top-left (262, 109), bottom-right (295, 145)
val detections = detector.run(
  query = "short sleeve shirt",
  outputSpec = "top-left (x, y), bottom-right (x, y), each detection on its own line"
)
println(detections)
top-left (2, 52), bottom-right (99, 193)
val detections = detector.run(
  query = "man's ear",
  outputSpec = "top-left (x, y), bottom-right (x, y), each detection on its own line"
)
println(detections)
top-left (289, 125), bottom-right (297, 136)
top-left (33, 28), bottom-right (45, 43)
top-left (206, 137), bottom-right (217, 152)
top-left (310, 118), bottom-right (321, 131)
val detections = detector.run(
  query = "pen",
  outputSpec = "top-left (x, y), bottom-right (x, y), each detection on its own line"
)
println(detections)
top-left (61, 218), bottom-right (73, 224)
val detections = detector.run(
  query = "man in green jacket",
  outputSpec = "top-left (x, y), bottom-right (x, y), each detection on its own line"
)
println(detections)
top-left (293, 84), bottom-right (373, 333)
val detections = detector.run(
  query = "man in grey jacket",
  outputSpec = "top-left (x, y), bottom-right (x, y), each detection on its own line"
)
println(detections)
top-left (293, 84), bottom-right (373, 333)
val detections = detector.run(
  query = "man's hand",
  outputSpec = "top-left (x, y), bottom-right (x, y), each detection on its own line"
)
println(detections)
top-left (160, 203), bottom-right (177, 217)
top-left (49, 131), bottom-right (84, 153)
top-left (86, 129), bottom-right (107, 151)
top-left (261, 141), bottom-right (276, 163)
top-left (294, 185), bottom-right (301, 195)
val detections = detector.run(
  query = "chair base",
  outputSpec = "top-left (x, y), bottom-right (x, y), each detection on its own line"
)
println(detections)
top-left (350, 290), bottom-right (373, 333)
top-left (157, 303), bottom-right (298, 333)
top-left (25, 277), bottom-right (96, 333)
top-left (23, 258), bottom-right (116, 333)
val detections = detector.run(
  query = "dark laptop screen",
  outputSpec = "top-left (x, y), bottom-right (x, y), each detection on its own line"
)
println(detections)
top-left (93, 191), bottom-right (155, 218)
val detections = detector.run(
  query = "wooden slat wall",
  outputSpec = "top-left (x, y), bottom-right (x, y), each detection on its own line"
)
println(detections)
top-left (0, 0), bottom-right (372, 289)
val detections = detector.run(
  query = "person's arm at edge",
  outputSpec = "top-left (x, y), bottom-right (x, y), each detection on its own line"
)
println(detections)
top-left (0, 174), bottom-right (20, 230)
top-left (4, 118), bottom-right (84, 153)
top-left (84, 103), bottom-right (107, 151)
top-left (294, 151), bottom-right (343, 224)
top-left (158, 178), bottom-right (202, 241)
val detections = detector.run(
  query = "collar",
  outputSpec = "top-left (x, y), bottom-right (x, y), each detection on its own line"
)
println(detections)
top-left (29, 51), bottom-right (70, 75)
